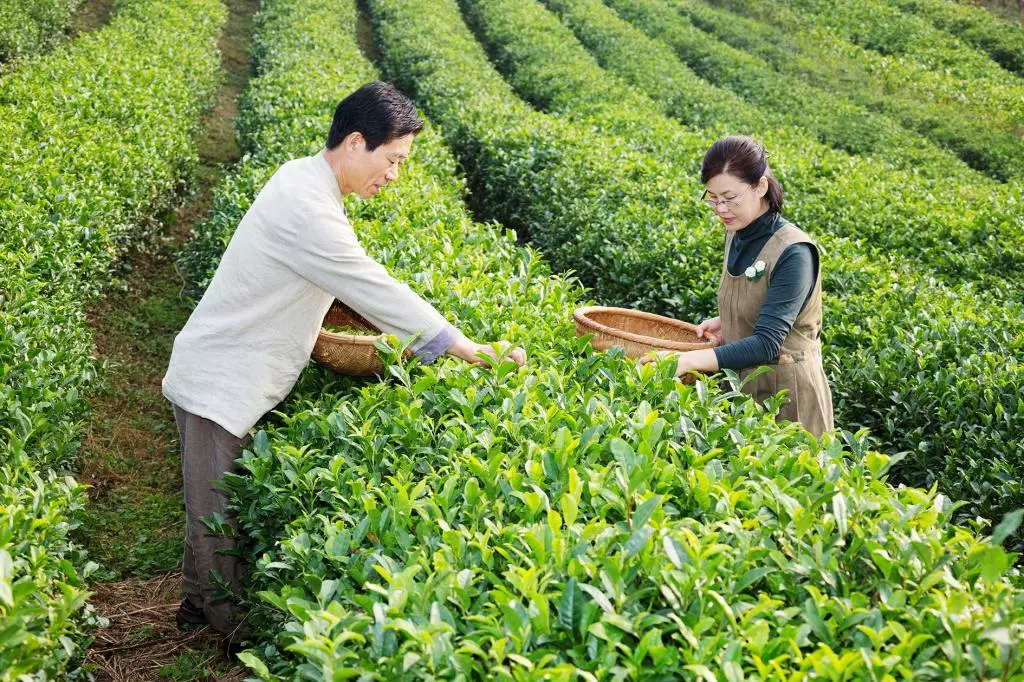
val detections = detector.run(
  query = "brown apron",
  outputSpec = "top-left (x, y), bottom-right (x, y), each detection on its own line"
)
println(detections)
top-left (718, 223), bottom-right (834, 437)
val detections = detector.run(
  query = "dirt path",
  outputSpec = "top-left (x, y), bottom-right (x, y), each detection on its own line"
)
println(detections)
top-left (69, 0), bottom-right (116, 37)
top-left (78, 0), bottom-right (258, 678)
top-left (978, 0), bottom-right (1024, 24)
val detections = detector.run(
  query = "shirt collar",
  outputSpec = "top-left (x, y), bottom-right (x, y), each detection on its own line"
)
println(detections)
top-left (733, 210), bottom-right (779, 244)
top-left (315, 149), bottom-right (346, 212)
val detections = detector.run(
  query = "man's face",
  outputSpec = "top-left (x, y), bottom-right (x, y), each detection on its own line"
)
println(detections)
top-left (347, 133), bottom-right (414, 198)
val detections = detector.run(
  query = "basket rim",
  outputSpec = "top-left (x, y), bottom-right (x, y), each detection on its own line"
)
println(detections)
top-left (317, 328), bottom-right (384, 346)
top-left (573, 305), bottom-right (718, 351)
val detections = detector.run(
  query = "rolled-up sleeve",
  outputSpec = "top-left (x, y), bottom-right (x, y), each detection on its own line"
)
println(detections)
top-left (282, 206), bottom-right (460, 360)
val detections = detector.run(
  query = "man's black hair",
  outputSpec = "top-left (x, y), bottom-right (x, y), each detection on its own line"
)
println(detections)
top-left (326, 81), bottom-right (424, 151)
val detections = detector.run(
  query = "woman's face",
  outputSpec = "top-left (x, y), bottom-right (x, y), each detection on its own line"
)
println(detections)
top-left (703, 172), bottom-right (768, 233)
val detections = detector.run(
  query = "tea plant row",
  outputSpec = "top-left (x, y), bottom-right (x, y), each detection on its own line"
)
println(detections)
top-left (598, 0), bottom-right (988, 187)
top-left (0, 0), bottom-right (223, 675)
top-left (883, 0), bottom-right (1024, 76)
top-left (677, 0), bottom-right (1024, 183)
top-left (461, 0), bottom-right (1024, 305)
top-left (782, 0), bottom-right (1022, 83)
top-left (372, 0), bottom-right (1024, 543)
top-left (534, 0), bottom-right (1024, 289)
top-left (735, 0), bottom-right (1024, 153)
top-left (170, 0), bottom-right (1024, 677)
top-left (0, 0), bottom-right (80, 63)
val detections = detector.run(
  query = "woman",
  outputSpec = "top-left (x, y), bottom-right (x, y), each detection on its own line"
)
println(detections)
top-left (649, 135), bottom-right (833, 436)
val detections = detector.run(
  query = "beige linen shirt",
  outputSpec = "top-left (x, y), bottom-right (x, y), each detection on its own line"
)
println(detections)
top-left (162, 151), bottom-right (459, 437)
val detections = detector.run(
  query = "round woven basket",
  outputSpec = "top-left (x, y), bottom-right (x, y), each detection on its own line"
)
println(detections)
top-left (573, 306), bottom-right (718, 358)
top-left (311, 300), bottom-right (400, 377)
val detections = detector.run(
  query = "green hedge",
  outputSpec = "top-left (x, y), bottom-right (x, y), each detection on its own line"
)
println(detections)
top-left (0, 0), bottom-right (80, 63)
top-left (748, 0), bottom-right (1024, 138)
top-left (780, 0), bottom-right (1022, 77)
top-left (884, 0), bottom-right (1024, 76)
top-left (0, 0), bottom-right (224, 675)
top-left (369, 0), bottom-right (1024, 544)
top-left (598, 0), bottom-right (988, 187)
top-left (172, 0), bottom-right (1024, 677)
top-left (528, 0), bottom-right (1024, 290)
top-left (674, 0), bottom-right (1024, 183)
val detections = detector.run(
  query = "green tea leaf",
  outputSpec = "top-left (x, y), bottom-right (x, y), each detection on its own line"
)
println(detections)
top-left (632, 494), bottom-right (662, 530)
top-left (237, 652), bottom-right (270, 676)
top-left (662, 536), bottom-right (690, 569)
top-left (735, 567), bottom-right (772, 593)
top-left (624, 525), bottom-right (654, 557)
top-left (991, 509), bottom-right (1023, 546)
top-left (610, 438), bottom-right (635, 474)
top-left (833, 492), bottom-right (848, 538)
top-left (579, 583), bottom-right (615, 614)
top-left (558, 578), bottom-right (584, 632)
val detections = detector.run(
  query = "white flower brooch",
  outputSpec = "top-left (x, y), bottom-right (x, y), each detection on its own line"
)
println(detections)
top-left (745, 260), bottom-right (767, 281)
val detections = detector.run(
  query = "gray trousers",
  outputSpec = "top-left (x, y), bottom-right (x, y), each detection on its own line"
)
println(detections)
top-left (172, 404), bottom-right (250, 635)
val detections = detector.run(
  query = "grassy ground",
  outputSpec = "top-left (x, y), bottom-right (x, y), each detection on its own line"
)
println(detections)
top-left (77, 250), bottom-right (193, 581)
top-left (76, 0), bottom-right (258, 677)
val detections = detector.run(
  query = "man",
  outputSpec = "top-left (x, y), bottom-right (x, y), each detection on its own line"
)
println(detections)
top-left (161, 81), bottom-right (525, 651)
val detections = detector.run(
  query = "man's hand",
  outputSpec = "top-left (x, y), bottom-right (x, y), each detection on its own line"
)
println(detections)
top-left (447, 337), bottom-right (526, 367)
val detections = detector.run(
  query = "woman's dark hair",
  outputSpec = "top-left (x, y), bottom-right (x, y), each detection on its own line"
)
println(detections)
top-left (326, 81), bottom-right (424, 151)
top-left (701, 135), bottom-right (784, 214)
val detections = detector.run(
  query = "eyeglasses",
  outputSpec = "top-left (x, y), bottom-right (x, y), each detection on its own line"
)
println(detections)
top-left (701, 185), bottom-right (753, 212)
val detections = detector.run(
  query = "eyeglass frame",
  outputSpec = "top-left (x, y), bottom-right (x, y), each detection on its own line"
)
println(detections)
top-left (701, 183), bottom-right (756, 212)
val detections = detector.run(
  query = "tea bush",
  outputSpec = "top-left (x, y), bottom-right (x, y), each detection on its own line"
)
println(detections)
top-left (883, 0), bottom-right (1024, 76)
top-left (526, 0), bottom-right (1024, 289)
top-left (0, 0), bottom-right (223, 675)
top-left (597, 0), bottom-right (988, 186)
top-left (0, 0), bottom-right (223, 465)
top-left (780, 0), bottom-right (1022, 80)
top-left (0, 0), bottom-right (79, 63)
top-left (673, 0), bottom-right (1024, 183)
top-left (174, 0), bottom-right (1024, 678)
top-left (378, 0), bottom-right (1024, 540)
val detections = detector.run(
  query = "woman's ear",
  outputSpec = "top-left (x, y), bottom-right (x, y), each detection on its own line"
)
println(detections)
top-left (757, 175), bottom-right (769, 198)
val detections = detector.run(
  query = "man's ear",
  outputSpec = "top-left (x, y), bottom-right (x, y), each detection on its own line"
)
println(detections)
top-left (345, 131), bottom-right (366, 153)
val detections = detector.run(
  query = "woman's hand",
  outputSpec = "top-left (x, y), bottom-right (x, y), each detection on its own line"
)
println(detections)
top-left (637, 350), bottom-right (674, 367)
top-left (447, 337), bottom-right (526, 367)
top-left (638, 350), bottom-right (692, 377)
top-left (638, 348), bottom-right (719, 379)
top-left (695, 316), bottom-right (723, 345)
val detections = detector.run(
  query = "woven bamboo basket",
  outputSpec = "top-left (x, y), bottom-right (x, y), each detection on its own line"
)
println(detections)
top-left (573, 306), bottom-right (717, 358)
top-left (312, 300), bottom-right (405, 376)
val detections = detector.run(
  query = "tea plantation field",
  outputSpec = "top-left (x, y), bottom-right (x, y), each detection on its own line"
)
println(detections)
top-left (2, 0), bottom-right (1024, 678)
